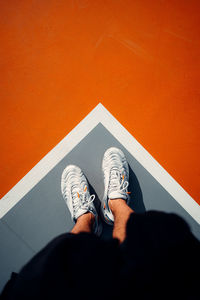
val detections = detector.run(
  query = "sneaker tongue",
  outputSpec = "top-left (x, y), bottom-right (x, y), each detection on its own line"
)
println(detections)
top-left (74, 208), bottom-right (89, 221)
top-left (74, 206), bottom-right (96, 222)
top-left (108, 190), bottom-right (127, 200)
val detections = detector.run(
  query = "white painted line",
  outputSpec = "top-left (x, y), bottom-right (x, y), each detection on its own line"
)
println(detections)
top-left (0, 104), bottom-right (102, 218)
top-left (97, 104), bottom-right (200, 224)
top-left (0, 103), bottom-right (199, 224)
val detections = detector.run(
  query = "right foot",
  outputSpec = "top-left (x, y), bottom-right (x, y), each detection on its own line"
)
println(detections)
top-left (101, 147), bottom-right (130, 225)
top-left (61, 165), bottom-right (101, 235)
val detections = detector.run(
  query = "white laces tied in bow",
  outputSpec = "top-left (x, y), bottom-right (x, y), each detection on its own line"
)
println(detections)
top-left (109, 168), bottom-right (130, 195)
top-left (72, 185), bottom-right (95, 214)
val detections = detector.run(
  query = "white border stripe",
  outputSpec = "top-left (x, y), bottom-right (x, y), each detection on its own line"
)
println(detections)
top-left (98, 104), bottom-right (200, 224)
top-left (0, 103), bottom-right (200, 223)
top-left (0, 104), bottom-right (101, 218)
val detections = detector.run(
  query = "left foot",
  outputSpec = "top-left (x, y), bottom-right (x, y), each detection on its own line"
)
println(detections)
top-left (61, 165), bottom-right (101, 235)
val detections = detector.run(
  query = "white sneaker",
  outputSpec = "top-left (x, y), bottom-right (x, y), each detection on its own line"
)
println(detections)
top-left (101, 147), bottom-right (130, 225)
top-left (61, 165), bottom-right (101, 235)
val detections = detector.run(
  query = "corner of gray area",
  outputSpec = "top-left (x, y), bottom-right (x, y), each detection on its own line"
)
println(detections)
top-left (0, 122), bottom-right (199, 292)
top-left (0, 220), bottom-right (35, 292)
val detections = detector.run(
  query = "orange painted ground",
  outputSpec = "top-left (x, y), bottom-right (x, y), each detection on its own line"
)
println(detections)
top-left (0, 0), bottom-right (200, 204)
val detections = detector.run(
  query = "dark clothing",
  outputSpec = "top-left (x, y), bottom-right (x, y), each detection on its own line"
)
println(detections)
top-left (1, 211), bottom-right (200, 300)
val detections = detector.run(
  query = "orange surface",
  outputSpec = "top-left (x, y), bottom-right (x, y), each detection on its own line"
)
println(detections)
top-left (0, 0), bottom-right (200, 204)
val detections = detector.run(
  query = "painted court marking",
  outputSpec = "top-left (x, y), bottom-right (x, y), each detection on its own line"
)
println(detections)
top-left (0, 103), bottom-right (199, 223)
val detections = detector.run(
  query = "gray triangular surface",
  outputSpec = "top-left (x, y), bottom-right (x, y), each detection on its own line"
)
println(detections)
top-left (0, 123), bottom-right (199, 292)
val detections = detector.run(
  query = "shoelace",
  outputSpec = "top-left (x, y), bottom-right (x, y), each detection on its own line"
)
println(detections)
top-left (108, 168), bottom-right (130, 196)
top-left (71, 184), bottom-right (95, 214)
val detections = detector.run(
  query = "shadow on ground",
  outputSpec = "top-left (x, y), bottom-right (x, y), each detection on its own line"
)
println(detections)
top-left (88, 165), bottom-right (145, 240)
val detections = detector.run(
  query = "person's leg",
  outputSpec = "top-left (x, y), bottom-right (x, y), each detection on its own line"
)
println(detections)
top-left (70, 212), bottom-right (95, 234)
top-left (100, 147), bottom-right (132, 242)
top-left (61, 164), bottom-right (101, 235)
top-left (109, 198), bottom-right (134, 243)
